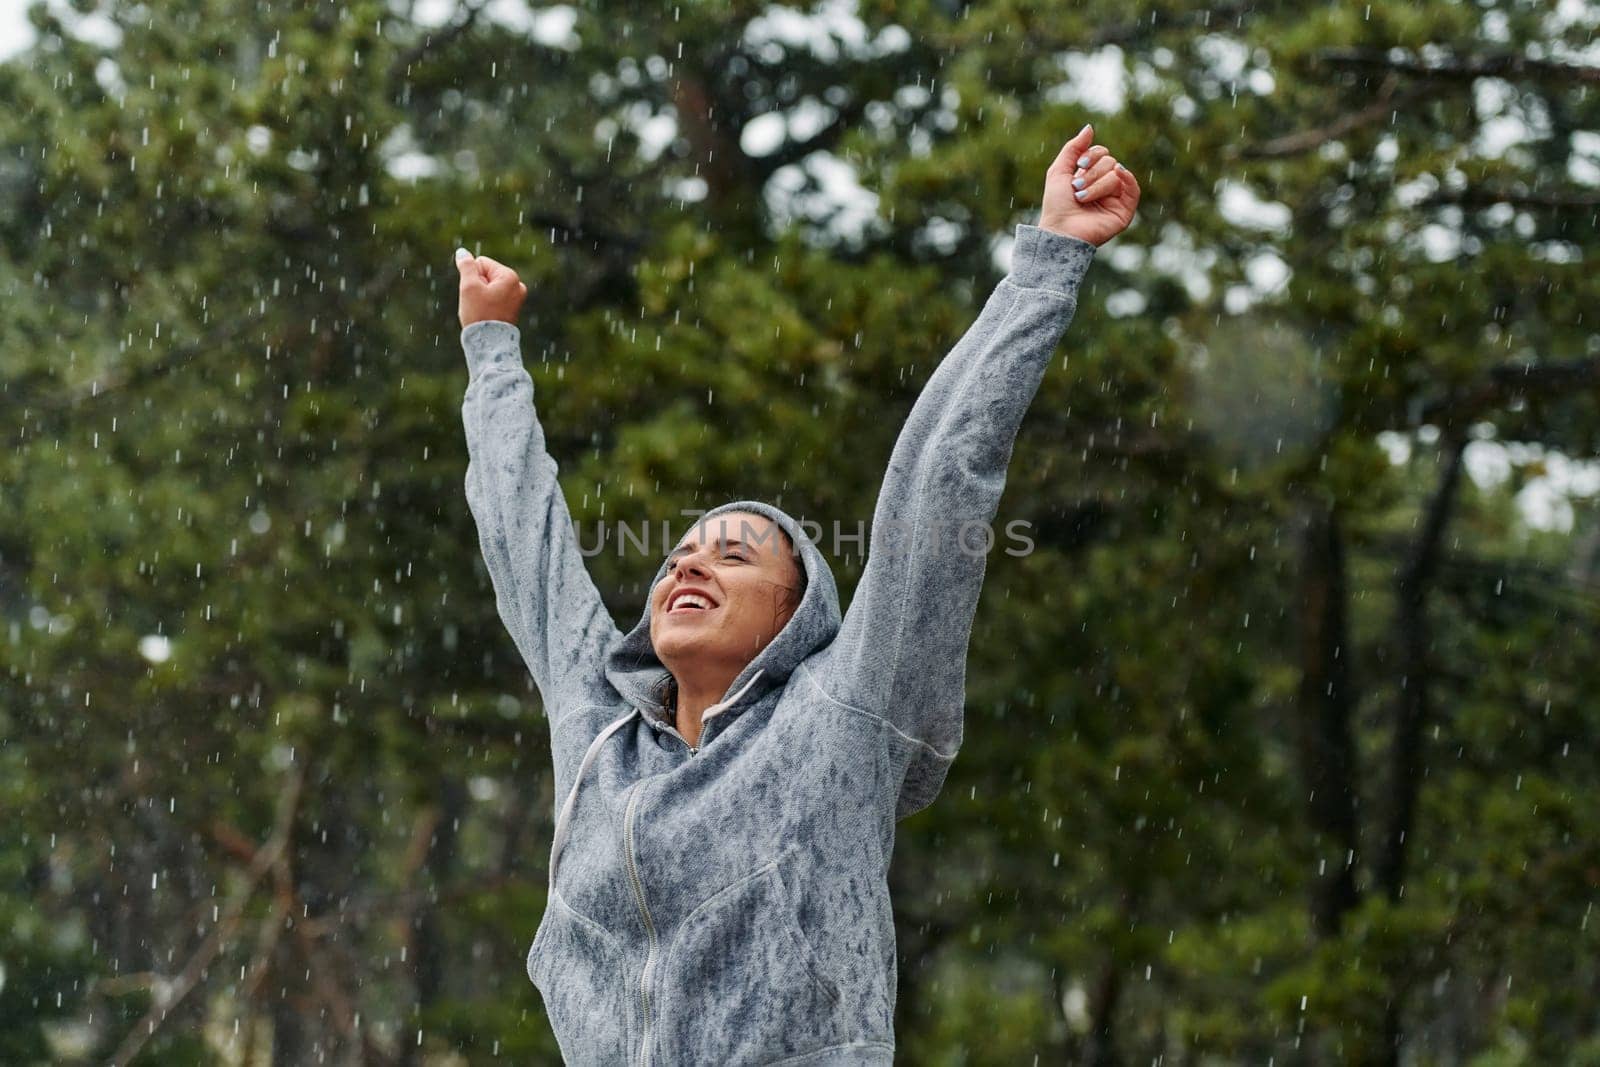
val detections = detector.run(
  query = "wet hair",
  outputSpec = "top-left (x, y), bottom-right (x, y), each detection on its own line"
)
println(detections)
top-left (774, 526), bottom-right (808, 611)
top-left (652, 672), bottom-right (679, 715)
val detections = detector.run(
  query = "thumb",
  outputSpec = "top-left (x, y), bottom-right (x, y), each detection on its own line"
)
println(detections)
top-left (1050, 122), bottom-right (1094, 172)
top-left (455, 246), bottom-right (481, 280)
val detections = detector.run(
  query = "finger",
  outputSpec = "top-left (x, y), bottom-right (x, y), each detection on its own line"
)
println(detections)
top-left (1073, 145), bottom-right (1110, 174)
top-left (1073, 170), bottom-right (1124, 204)
top-left (470, 254), bottom-right (508, 281)
top-left (1050, 122), bottom-right (1095, 173)
top-left (1116, 162), bottom-right (1142, 200)
top-left (1073, 154), bottom-right (1118, 192)
top-left (480, 255), bottom-right (522, 288)
top-left (460, 254), bottom-right (495, 286)
top-left (454, 247), bottom-right (477, 278)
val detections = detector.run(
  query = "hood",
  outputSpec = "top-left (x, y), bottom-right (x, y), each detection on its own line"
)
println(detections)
top-left (605, 499), bottom-right (842, 735)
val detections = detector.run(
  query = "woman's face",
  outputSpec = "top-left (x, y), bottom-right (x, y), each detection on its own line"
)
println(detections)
top-left (649, 511), bottom-right (804, 675)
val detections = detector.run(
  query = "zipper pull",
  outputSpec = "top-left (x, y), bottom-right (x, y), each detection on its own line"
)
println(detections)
top-left (688, 746), bottom-right (699, 756)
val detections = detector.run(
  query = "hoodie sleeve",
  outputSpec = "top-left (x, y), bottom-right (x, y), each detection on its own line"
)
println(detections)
top-left (814, 223), bottom-right (1096, 818)
top-left (460, 319), bottom-right (622, 720)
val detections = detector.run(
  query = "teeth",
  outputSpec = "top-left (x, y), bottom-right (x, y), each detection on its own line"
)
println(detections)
top-left (672, 594), bottom-right (712, 611)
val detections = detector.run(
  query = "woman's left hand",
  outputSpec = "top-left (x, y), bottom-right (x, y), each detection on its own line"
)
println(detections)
top-left (1038, 123), bottom-right (1140, 247)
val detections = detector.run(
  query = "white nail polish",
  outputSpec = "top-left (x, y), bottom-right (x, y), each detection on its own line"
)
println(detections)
top-left (455, 247), bottom-right (471, 260)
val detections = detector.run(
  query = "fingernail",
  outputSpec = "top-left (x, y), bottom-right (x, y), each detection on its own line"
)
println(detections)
top-left (1076, 155), bottom-right (1089, 168)
top-left (455, 247), bottom-right (471, 260)
top-left (1074, 189), bottom-right (1087, 199)
top-left (1077, 123), bottom-right (1090, 136)
top-left (1072, 177), bottom-right (1086, 190)
top-left (1117, 162), bottom-right (1128, 171)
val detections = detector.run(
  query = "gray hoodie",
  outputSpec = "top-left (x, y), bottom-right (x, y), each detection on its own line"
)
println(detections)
top-left (460, 222), bottom-right (1096, 1065)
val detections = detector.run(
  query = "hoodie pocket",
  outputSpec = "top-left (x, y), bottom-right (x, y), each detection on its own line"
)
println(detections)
top-left (526, 889), bottom-right (633, 1066)
top-left (655, 857), bottom-right (848, 1063)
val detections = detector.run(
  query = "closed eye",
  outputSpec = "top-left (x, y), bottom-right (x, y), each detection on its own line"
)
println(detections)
top-left (664, 541), bottom-right (755, 571)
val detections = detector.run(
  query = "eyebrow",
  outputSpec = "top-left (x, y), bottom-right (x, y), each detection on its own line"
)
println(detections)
top-left (667, 537), bottom-right (758, 561)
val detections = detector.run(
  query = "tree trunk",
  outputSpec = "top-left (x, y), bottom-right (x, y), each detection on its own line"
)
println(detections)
top-left (1376, 435), bottom-right (1467, 1067)
top-left (1295, 499), bottom-right (1362, 937)
top-left (1082, 954), bottom-right (1123, 1067)
top-left (1378, 436), bottom-right (1466, 901)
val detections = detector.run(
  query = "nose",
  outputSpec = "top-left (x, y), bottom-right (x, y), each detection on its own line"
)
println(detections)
top-left (668, 547), bottom-right (714, 584)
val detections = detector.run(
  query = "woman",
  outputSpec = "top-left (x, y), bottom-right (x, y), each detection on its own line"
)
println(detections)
top-left (458, 122), bottom-right (1138, 1065)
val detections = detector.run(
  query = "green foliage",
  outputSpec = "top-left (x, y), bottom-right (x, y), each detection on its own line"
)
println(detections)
top-left (1, 0), bottom-right (1596, 1062)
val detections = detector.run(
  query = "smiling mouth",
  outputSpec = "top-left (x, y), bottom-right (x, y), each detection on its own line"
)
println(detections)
top-left (666, 593), bottom-right (717, 614)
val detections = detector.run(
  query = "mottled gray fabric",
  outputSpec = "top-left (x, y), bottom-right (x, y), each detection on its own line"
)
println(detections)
top-left (460, 223), bottom-right (1096, 1065)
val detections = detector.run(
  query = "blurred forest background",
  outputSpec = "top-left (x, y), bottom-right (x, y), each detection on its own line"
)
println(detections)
top-left (2, 0), bottom-right (1598, 1063)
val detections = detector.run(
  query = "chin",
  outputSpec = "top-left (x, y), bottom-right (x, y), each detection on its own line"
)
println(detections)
top-left (650, 626), bottom-right (703, 661)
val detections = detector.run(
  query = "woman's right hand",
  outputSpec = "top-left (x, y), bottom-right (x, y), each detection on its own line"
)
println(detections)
top-left (1037, 123), bottom-right (1140, 248)
top-left (456, 248), bottom-right (528, 328)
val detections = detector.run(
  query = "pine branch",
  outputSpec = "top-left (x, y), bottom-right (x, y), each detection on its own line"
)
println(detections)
top-left (108, 761), bottom-right (306, 1067)
top-left (1314, 47), bottom-right (1600, 85)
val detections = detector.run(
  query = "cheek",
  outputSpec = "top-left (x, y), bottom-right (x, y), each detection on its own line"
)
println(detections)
top-left (727, 577), bottom-right (781, 622)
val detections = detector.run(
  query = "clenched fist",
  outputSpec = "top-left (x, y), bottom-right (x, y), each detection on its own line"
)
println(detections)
top-left (456, 248), bottom-right (528, 328)
top-left (1037, 123), bottom-right (1140, 248)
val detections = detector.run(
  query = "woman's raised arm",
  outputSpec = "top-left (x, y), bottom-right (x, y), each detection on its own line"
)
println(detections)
top-left (457, 251), bottom-right (622, 720)
top-left (810, 124), bottom-right (1141, 818)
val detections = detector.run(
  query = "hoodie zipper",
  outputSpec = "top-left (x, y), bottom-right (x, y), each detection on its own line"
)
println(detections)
top-left (625, 670), bottom-right (764, 1064)
top-left (658, 669), bottom-right (766, 758)
top-left (659, 723), bottom-right (699, 756)
top-left (662, 704), bottom-right (736, 756)
top-left (623, 780), bottom-right (658, 1067)
top-left (626, 718), bottom-right (712, 1063)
